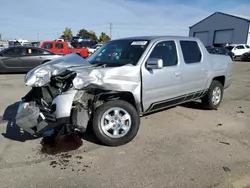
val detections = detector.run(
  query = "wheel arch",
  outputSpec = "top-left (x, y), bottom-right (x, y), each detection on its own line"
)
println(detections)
top-left (212, 75), bottom-right (225, 86)
top-left (94, 90), bottom-right (141, 114)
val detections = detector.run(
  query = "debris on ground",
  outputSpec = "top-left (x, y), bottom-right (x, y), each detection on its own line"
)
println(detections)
top-left (222, 166), bottom-right (231, 172)
top-left (47, 153), bottom-right (92, 172)
top-left (236, 110), bottom-right (244, 114)
top-left (0, 115), bottom-right (7, 124)
top-left (219, 141), bottom-right (230, 145)
top-left (216, 123), bottom-right (222, 127)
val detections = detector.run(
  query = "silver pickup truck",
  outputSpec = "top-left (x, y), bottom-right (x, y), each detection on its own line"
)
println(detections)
top-left (15, 36), bottom-right (232, 147)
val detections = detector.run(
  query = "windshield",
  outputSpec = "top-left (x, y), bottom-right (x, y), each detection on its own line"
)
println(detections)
top-left (87, 39), bottom-right (149, 66)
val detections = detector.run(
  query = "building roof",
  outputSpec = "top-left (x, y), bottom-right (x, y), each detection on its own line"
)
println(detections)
top-left (189, 12), bottom-right (250, 29)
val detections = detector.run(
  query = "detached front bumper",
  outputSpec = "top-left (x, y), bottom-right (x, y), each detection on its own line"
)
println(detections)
top-left (15, 101), bottom-right (66, 135)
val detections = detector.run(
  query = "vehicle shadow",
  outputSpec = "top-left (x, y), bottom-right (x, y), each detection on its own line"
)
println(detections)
top-left (180, 100), bottom-right (211, 110)
top-left (79, 122), bottom-right (102, 146)
top-left (1, 101), bottom-right (41, 142)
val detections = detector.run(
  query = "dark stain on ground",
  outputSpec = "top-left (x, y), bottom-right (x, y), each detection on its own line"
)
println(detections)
top-left (40, 134), bottom-right (83, 155)
top-left (39, 134), bottom-right (92, 172)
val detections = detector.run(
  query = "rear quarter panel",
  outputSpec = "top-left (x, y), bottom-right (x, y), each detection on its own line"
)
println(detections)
top-left (206, 54), bottom-right (233, 89)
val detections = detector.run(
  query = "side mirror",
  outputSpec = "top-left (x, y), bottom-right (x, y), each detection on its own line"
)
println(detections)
top-left (146, 58), bottom-right (163, 69)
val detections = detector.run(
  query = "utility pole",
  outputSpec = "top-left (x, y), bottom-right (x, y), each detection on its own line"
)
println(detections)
top-left (109, 22), bottom-right (113, 39)
top-left (37, 33), bottom-right (40, 42)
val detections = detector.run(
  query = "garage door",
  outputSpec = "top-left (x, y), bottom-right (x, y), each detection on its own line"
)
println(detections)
top-left (214, 29), bottom-right (234, 44)
top-left (194, 31), bottom-right (209, 46)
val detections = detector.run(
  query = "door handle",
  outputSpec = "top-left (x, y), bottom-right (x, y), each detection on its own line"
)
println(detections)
top-left (174, 72), bottom-right (181, 77)
top-left (202, 68), bottom-right (208, 72)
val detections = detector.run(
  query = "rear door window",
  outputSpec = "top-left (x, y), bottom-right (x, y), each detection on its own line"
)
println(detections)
top-left (25, 48), bottom-right (39, 55)
top-left (180, 41), bottom-right (202, 64)
top-left (56, 43), bottom-right (64, 49)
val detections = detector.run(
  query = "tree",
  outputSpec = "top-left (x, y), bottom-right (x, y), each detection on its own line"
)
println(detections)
top-left (60, 27), bottom-right (73, 41)
top-left (99, 32), bottom-right (110, 43)
top-left (77, 29), bottom-right (98, 42)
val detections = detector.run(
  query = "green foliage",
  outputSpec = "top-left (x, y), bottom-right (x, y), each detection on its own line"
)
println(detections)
top-left (60, 28), bottom-right (111, 43)
top-left (77, 29), bottom-right (98, 42)
top-left (60, 27), bottom-right (73, 41)
top-left (99, 32), bottom-right (111, 43)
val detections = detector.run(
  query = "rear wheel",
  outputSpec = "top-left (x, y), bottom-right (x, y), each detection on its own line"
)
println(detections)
top-left (92, 100), bottom-right (140, 146)
top-left (201, 80), bottom-right (224, 110)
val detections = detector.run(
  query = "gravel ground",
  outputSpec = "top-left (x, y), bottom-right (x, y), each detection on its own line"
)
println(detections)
top-left (0, 61), bottom-right (250, 188)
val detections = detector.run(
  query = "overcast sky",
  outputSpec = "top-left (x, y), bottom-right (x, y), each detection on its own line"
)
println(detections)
top-left (1, 0), bottom-right (250, 41)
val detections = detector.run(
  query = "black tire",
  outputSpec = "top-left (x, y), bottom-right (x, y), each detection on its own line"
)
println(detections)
top-left (201, 80), bottom-right (224, 110)
top-left (92, 100), bottom-right (140, 146)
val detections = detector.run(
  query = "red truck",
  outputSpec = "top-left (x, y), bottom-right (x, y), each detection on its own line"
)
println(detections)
top-left (41, 41), bottom-right (89, 58)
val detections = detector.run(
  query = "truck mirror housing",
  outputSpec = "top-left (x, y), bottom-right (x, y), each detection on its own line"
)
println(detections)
top-left (146, 58), bottom-right (163, 69)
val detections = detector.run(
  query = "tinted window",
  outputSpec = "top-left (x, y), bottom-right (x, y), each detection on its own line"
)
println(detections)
top-left (149, 41), bottom-right (178, 67)
top-left (44, 43), bottom-right (53, 49)
top-left (225, 46), bottom-right (234, 51)
top-left (3, 47), bottom-right (23, 56)
top-left (180, 41), bottom-right (202, 64)
top-left (25, 48), bottom-right (39, 55)
top-left (56, 43), bottom-right (64, 49)
top-left (236, 45), bottom-right (245, 49)
top-left (246, 45), bottom-right (250, 48)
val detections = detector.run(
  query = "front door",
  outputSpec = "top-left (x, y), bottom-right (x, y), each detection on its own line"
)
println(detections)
top-left (0, 47), bottom-right (24, 71)
top-left (141, 40), bottom-right (184, 113)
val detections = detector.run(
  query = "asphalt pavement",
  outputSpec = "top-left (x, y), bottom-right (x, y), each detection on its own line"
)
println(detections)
top-left (0, 62), bottom-right (250, 188)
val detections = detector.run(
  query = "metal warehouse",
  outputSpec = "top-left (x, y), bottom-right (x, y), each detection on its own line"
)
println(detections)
top-left (189, 12), bottom-right (250, 47)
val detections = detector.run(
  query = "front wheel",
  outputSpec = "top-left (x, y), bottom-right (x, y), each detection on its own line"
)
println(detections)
top-left (92, 100), bottom-right (140, 146)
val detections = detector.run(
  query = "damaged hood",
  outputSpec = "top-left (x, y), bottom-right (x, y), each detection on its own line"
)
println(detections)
top-left (24, 53), bottom-right (141, 93)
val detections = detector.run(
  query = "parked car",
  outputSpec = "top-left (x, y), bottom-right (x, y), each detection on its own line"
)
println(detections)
top-left (209, 47), bottom-right (234, 60)
top-left (41, 41), bottom-right (89, 58)
top-left (71, 36), bottom-right (97, 48)
top-left (240, 52), bottom-right (250, 61)
top-left (0, 46), bottom-right (62, 73)
top-left (225, 44), bottom-right (250, 60)
top-left (15, 36), bottom-right (232, 147)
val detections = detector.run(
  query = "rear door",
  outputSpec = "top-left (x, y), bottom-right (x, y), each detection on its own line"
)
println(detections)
top-left (178, 40), bottom-right (208, 97)
top-left (0, 47), bottom-right (24, 70)
top-left (55, 42), bottom-right (66, 54)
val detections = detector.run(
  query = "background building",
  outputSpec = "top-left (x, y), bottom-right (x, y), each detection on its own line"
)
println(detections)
top-left (189, 12), bottom-right (250, 47)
